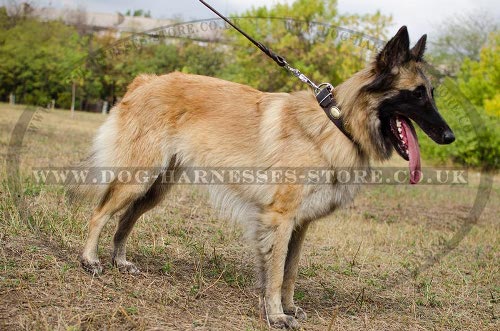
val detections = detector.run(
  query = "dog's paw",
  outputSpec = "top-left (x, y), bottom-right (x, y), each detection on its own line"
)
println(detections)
top-left (80, 257), bottom-right (103, 276)
top-left (112, 259), bottom-right (140, 274)
top-left (284, 306), bottom-right (307, 320)
top-left (268, 314), bottom-right (300, 329)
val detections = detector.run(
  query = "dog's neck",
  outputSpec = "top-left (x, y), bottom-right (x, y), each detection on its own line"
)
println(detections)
top-left (334, 67), bottom-right (389, 162)
top-left (291, 66), bottom-right (386, 167)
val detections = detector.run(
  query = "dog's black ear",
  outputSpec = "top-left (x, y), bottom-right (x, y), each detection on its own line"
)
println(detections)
top-left (374, 26), bottom-right (410, 73)
top-left (363, 26), bottom-right (410, 92)
top-left (411, 34), bottom-right (427, 61)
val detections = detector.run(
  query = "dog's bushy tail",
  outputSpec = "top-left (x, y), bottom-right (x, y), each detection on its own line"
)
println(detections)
top-left (66, 74), bottom-right (158, 203)
top-left (66, 109), bottom-right (121, 203)
top-left (66, 152), bottom-right (104, 203)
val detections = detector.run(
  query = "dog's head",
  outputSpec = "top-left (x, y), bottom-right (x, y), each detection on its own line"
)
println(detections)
top-left (355, 26), bottom-right (455, 183)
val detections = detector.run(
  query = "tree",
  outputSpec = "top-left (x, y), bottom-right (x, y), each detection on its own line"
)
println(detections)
top-left (429, 11), bottom-right (498, 75)
top-left (457, 32), bottom-right (500, 115)
top-left (79, 32), bottom-right (226, 108)
top-left (2, 0), bottom-right (34, 28)
top-left (0, 0), bottom-right (393, 112)
top-left (0, 18), bottom-right (86, 108)
top-left (220, 0), bottom-right (392, 92)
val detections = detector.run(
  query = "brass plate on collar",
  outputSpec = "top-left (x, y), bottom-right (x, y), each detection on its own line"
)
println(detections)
top-left (329, 106), bottom-right (341, 119)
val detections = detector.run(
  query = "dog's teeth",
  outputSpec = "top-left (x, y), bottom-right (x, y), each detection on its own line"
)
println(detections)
top-left (398, 127), bottom-right (402, 133)
top-left (396, 120), bottom-right (402, 128)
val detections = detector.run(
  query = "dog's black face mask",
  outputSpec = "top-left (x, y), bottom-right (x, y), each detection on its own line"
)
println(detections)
top-left (363, 26), bottom-right (455, 184)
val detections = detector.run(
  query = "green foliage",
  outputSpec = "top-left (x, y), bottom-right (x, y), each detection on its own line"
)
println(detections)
top-left (456, 32), bottom-right (500, 114)
top-left (0, 18), bottom-right (86, 108)
top-left (178, 43), bottom-right (226, 76)
top-left (83, 37), bottom-right (226, 103)
top-left (0, 0), bottom-right (391, 111)
top-left (419, 32), bottom-right (499, 169)
top-left (419, 91), bottom-right (499, 169)
top-left (124, 9), bottom-right (151, 18)
top-left (428, 12), bottom-right (498, 75)
top-left (1, 1), bottom-right (496, 168)
top-left (221, 0), bottom-right (392, 91)
top-left (0, 14), bottom-right (226, 109)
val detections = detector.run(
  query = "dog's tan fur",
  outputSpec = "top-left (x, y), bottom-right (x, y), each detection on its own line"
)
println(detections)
top-left (76, 27), bottom-right (448, 329)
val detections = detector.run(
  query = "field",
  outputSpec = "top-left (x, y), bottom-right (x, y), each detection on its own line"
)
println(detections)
top-left (0, 104), bottom-right (498, 330)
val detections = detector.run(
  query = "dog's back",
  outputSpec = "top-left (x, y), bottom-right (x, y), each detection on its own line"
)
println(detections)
top-left (80, 72), bottom-right (357, 203)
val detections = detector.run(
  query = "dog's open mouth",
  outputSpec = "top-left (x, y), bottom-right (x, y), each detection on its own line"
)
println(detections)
top-left (389, 116), bottom-right (421, 184)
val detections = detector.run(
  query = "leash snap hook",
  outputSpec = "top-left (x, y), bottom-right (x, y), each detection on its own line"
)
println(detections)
top-left (314, 82), bottom-right (334, 95)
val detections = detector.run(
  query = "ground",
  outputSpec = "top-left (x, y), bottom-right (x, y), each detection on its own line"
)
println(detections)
top-left (0, 104), bottom-right (498, 330)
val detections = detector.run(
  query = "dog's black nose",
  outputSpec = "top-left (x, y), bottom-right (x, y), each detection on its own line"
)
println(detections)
top-left (442, 130), bottom-right (455, 144)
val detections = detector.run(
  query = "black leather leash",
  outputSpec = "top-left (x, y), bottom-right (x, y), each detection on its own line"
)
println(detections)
top-left (199, 0), bottom-right (354, 142)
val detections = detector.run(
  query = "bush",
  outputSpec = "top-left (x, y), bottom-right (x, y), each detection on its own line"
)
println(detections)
top-left (419, 81), bottom-right (499, 170)
top-left (420, 32), bottom-right (499, 170)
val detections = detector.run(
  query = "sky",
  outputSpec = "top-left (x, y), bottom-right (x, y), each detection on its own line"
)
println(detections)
top-left (29, 0), bottom-right (500, 42)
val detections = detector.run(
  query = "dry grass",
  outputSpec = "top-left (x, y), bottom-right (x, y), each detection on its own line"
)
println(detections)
top-left (0, 103), bottom-right (499, 330)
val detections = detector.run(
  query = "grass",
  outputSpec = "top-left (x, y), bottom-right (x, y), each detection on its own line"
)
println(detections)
top-left (0, 103), bottom-right (499, 330)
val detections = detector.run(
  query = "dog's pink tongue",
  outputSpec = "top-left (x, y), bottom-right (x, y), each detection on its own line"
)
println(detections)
top-left (401, 119), bottom-right (421, 184)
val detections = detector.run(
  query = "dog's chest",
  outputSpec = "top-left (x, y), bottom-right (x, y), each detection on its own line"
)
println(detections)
top-left (296, 183), bottom-right (360, 222)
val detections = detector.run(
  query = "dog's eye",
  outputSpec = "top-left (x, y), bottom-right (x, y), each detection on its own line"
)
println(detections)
top-left (413, 88), bottom-right (425, 99)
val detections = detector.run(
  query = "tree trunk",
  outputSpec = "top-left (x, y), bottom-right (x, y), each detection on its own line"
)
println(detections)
top-left (71, 81), bottom-right (76, 118)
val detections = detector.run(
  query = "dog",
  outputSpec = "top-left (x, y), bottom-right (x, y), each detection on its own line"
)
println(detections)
top-left (74, 26), bottom-right (454, 329)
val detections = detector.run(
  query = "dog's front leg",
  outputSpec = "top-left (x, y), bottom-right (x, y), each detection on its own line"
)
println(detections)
top-left (282, 222), bottom-right (310, 321)
top-left (256, 212), bottom-right (298, 329)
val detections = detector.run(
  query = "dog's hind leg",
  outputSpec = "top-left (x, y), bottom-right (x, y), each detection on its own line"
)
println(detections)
top-left (81, 183), bottom-right (141, 275)
top-left (281, 222), bottom-right (310, 321)
top-left (112, 174), bottom-right (171, 273)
